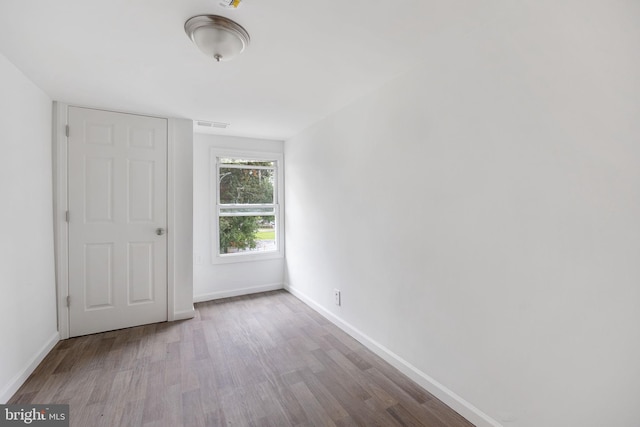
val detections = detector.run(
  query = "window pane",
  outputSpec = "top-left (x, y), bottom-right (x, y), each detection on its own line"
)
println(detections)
top-left (219, 158), bottom-right (275, 167)
top-left (219, 166), bottom-right (274, 204)
top-left (219, 215), bottom-right (276, 254)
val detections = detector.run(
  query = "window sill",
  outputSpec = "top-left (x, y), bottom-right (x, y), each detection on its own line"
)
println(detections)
top-left (211, 250), bottom-right (284, 265)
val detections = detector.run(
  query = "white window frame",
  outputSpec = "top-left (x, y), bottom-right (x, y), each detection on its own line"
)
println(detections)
top-left (210, 148), bottom-right (284, 264)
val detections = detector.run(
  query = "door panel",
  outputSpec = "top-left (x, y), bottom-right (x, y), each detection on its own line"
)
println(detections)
top-left (84, 243), bottom-right (114, 309)
top-left (128, 160), bottom-right (155, 222)
top-left (128, 242), bottom-right (154, 303)
top-left (84, 157), bottom-right (114, 222)
top-left (68, 107), bottom-right (168, 337)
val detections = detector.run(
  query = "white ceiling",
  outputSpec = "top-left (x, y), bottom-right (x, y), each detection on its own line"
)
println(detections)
top-left (0, 0), bottom-right (488, 140)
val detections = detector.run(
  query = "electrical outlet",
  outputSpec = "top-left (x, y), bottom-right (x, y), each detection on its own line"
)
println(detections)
top-left (334, 289), bottom-right (341, 306)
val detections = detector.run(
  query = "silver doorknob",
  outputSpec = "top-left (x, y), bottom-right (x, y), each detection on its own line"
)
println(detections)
top-left (156, 228), bottom-right (166, 236)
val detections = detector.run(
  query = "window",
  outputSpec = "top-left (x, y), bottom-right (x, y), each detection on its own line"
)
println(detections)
top-left (212, 150), bottom-right (283, 261)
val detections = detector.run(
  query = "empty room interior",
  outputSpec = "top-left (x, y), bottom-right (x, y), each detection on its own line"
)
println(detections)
top-left (1, 1), bottom-right (639, 426)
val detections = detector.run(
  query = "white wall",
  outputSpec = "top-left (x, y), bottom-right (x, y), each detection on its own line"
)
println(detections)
top-left (193, 134), bottom-right (284, 301)
top-left (169, 118), bottom-right (195, 319)
top-left (284, 2), bottom-right (640, 426)
top-left (0, 53), bottom-right (58, 403)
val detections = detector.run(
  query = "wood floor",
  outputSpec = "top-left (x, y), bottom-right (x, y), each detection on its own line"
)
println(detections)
top-left (10, 290), bottom-right (474, 427)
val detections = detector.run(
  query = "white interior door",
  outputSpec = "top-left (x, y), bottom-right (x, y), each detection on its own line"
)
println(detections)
top-left (68, 107), bottom-right (168, 337)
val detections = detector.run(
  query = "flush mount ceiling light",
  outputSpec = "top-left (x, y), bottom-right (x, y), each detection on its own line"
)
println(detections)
top-left (185, 15), bottom-right (250, 62)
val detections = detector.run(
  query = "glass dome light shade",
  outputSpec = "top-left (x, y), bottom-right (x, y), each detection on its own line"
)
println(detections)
top-left (185, 15), bottom-right (250, 62)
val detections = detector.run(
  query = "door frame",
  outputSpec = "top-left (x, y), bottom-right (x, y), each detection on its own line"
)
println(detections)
top-left (53, 102), bottom-right (186, 339)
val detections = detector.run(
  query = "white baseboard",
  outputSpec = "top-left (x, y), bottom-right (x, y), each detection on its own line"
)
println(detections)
top-left (285, 284), bottom-right (502, 427)
top-left (0, 330), bottom-right (60, 404)
top-left (172, 306), bottom-right (196, 321)
top-left (194, 283), bottom-right (284, 303)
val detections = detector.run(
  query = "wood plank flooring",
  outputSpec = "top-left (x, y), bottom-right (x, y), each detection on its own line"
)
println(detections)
top-left (10, 290), bottom-right (474, 427)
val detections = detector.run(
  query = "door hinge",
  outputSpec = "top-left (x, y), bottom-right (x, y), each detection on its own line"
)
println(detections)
top-left (66, 295), bottom-right (70, 307)
top-left (65, 211), bottom-right (70, 222)
top-left (65, 124), bottom-right (69, 137)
